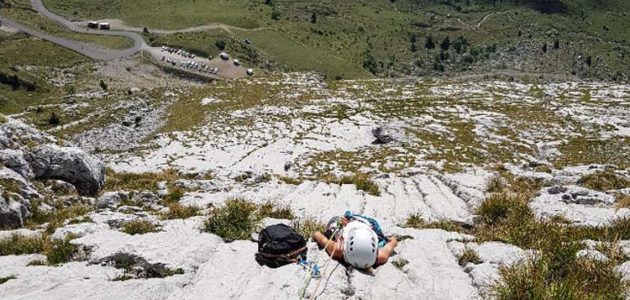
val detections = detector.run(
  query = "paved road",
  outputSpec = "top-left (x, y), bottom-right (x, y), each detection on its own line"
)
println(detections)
top-left (29, 0), bottom-right (146, 60)
top-left (0, 0), bottom-right (145, 60)
top-left (0, 15), bottom-right (137, 60)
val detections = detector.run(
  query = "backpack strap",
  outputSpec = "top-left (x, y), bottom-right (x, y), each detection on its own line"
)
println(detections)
top-left (258, 246), bottom-right (308, 259)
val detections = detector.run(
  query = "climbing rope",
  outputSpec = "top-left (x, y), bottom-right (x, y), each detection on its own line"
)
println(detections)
top-left (299, 223), bottom-right (342, 300)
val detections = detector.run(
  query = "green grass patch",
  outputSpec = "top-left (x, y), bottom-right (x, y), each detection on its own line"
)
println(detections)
top-left (475, 171), bottom-right (630, 299)
top-left (458, 248), bottom-right (481, 266)
top-left (162, 187), bottom-right (185, 204)
top-left (44, 235), bottom-right (78, 265)
top-left (26, 202), bottom-right (93, 235)
top-left (0, 34), bottom-right (88, 67)
top-left (258, 201), bottom-right (294, 220)
top-left (578, 170), bottom-right (630, 191)
top-left (44, 0), bottom-right (266, 29)
top-left (0, 234), bottom-right (46, 256)
top-left (104, 168), bottom-right (182, 191)
top-left (293, 218), bottom-right (326, 240)
top-left (555, 137), bottom-right (630, 169)
top-left (335, 173), bottom-right (380, 196)
top-left (203, 199), bottom-right (298, 241)
top-left (404, 214), bottom-right (469, 232)
top-left (233, 29), bottom-right (367, 80)
top-left (204, 198), bottom-right (258, 242)
top-left (121, 219), bottom-right (160, 235)
top-left (161, 203), bottom-right (200, 220)
top-left (616, 194), bottom-right (630, 209)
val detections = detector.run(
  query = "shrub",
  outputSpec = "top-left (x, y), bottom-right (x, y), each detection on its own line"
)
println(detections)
top-left (616, 194), bottom-right (630, 209)
top-left (44, 235), bottom-right (78, 265)
top-left (99, 80), bottom-right (108, 91)
top-left (271, 10), bottom-right (280, 20)
top-left (204, 199), bottom-right (258, 241)
top-left (0, 234), bottom-right (45, 256)
top-left (121, 219), bottom-right (160, 235)
top-left (258, 201), bottom-right (294, 219)
top-left (48, 112), bottom-right (60, 126)
top-left (294, 218), bottom-right (326, 239)
top-left (162, 187), bottom-right (185, 204)
top-left (425, 35), bottom-right (435, 49)
top-left (476, 193), bottom-right (523, 225)
top-left (26, 202), bottom-right (93, 235)
top-left (338, 173), bottom-right (380, 196)
top-left (392, 258), bottom-right (409, 270)
top-left (404, 214), bottom-right (466, 232)
top-left (215, 40), bottom-right (226, 50)
top-left (458, 248), bottom-right (481, 266)
top-left (104, 168), bottom-right (181, 191)
top-left (162, 203), bottom-right (200, 220)
top-left (480, 171), bottom-right (628, 299)
top-left (494, 254), bottom-right (626, 299)
top-left (578, 170), bottom-right (629, 191)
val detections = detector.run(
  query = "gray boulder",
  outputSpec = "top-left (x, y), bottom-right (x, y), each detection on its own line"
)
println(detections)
top-left (28, 145), bottom-right (105, 196)
top-left (98, 191), bottom-right (129, 209)
top-left (372, 126), bottom-right (394, 144)
top-left (0, 117), bottom-right (52, 151)
top-left (0, 196), bottom-right (29, 229)
top-left (0, 167), bottom-right (34, 229)
top-left (0, 149), bottom-right (34, 179)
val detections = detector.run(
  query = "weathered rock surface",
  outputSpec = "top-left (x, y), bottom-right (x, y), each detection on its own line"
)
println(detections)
top-left (28, 145), bottom-right (105, 197)
top-left (0, 116), bottom-right (106, 228)
top-left (530, 185), bottom-right (630, 226)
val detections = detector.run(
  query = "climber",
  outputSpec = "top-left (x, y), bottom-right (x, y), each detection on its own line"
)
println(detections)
top-left (312, 211), bottom-right (397, 269)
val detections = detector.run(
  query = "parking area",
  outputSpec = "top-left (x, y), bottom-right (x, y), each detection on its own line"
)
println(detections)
top-left (146, 46), bottom-right (249, 79)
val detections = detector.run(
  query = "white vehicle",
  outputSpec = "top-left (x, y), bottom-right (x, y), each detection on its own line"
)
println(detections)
top-left (233, 59), bottom-right (240, 66)
top-left (246, 68), bottom-right (254, 76)
top-left (219, 52), bottom-right (229, 60)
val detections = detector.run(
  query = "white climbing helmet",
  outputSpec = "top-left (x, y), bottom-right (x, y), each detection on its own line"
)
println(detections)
top-left (342, 221), bottom-right (378, 269)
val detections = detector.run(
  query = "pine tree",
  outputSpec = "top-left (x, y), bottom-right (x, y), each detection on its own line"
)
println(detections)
top-left (440, 37), bottom-right (450, 51)
top-left (425, 35), bottom-right (435, 49)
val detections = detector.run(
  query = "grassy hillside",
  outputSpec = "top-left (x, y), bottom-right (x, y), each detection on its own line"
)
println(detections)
top-left (35, 0), bottom-right (630, 80)
top-left (0, 33), bottom-right (90, 114)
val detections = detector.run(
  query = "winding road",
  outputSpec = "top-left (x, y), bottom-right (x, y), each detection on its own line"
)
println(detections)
top-left (0, 0), bottom-right (146, 60)
top-left (0, 0), bottom-right (263, 61)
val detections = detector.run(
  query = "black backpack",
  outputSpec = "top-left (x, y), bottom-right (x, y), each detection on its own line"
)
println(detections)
top-left (255, 224), bottom-right (307, 268)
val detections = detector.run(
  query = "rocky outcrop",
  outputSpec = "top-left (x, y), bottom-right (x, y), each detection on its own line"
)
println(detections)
top-left (0, 196), bottom-right (29, 229)
top-left (28, 145), bottom-right (105, 197)
top-left (0, 167), bottom-right (38, 229)
top-left (0, 115), bottom-right (106, 228)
